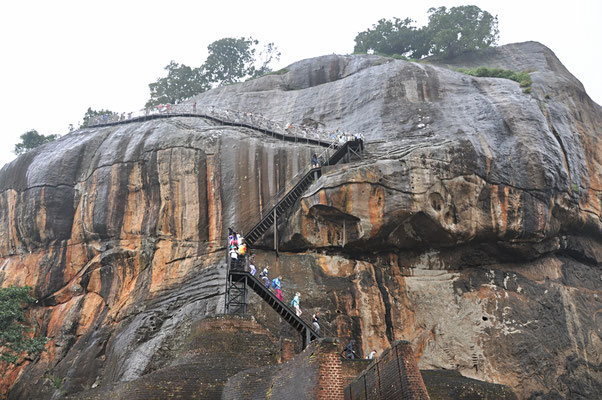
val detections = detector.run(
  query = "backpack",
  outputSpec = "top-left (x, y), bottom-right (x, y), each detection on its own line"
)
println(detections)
top-left (271, 279), bottom-right (277, 289)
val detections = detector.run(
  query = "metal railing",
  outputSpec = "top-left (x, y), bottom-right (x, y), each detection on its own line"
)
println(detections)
top-left (86, 103), bottom-right (365, 146)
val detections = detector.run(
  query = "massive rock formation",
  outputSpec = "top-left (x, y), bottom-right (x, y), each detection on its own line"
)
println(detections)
top-left (0, 41), bottom-right (600, 399)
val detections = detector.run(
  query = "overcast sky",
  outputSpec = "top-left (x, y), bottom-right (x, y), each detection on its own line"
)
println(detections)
top-left (1, 0), bottom-right (600, 168)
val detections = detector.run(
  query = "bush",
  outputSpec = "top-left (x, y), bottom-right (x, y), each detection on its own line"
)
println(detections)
top-left (0, 286), bottom-right (48, 365)
top-left (263, 68), bottom-right (289, 76)
top-left (457, 66), bottom-right (532, 93)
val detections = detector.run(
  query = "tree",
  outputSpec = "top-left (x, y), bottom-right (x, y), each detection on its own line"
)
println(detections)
top-left (13, 130), bottom-right (59, 155)
top-left (353, 5), bottom-right (499, 59)
top-left (353, 18), bottom-right (428, 59)
top-left (145, 62), bottom-right (209, 108)
top-left (145, 37), bottom-right (280, 107)
top-left (80, 107), bottom-right (118, 128)
top-left (203, 37), bottom-right (259, 86)
top-left (426, 6), bottom-right (499, 58)
top-left (0, 286), bottom-right (48, 365)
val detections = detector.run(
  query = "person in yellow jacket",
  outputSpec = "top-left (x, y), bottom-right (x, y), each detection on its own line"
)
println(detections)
top-left (237, 240), bottom-right (247, 268)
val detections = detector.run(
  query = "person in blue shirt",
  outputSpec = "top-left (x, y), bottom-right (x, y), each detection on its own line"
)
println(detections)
top-left (272, 276), bottom-right (283, 301)
top-left (291, 292), bottom-right (301, 316)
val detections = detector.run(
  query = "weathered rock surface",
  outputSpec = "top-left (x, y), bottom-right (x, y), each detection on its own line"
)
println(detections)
top-left (0, 41), bottom-right (600, 399)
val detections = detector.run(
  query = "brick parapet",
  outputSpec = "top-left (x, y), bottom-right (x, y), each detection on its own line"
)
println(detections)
top-left (344, 340), bottom-right (430, 400)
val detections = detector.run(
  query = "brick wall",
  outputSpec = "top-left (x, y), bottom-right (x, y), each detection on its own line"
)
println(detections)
top-left (317, 339), bottom-right (344, 399)
top-left (344, 340), bottom-right (430, 400)
top-left (341, 359), bottom-right (371, 388)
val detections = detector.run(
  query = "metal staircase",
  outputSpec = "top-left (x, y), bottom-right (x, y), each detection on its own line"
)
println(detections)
top-left (244, 139), bottom-right (364, 247)
top-left (226, 265), bottom-right (320, 349)
top-left (224, 138), bottom-right (364, 349)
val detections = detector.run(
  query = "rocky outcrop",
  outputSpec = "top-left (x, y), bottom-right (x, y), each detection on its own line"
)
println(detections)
top-left (0, 41), bottom-right (600, 399)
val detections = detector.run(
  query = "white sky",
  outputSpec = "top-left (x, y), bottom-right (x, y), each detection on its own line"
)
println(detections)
top-left (1, 0), bottom-right (600, 168)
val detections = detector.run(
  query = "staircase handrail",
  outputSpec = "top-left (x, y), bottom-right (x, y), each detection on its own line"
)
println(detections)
top-left (229, 268), bottom-right (320, 338)
top-left (241, 139), bottom-right (359, 242)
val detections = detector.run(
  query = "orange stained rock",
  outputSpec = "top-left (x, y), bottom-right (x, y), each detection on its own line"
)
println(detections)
top-left (352, 262), bottom-right (390, 353)
top-left (489, 184), bottom-right (509, 237)
top-left (63, 243), bottom-right (90, 285)
top-left (76, 293), bottom-right (105, 336)
top-left (0, 254), bottom-right (37, 287)
top-left (206, 154), bottom-right (222, 245)
top-left (46, 297), bottom-right (81, 337)
top-left (36, 187), bottom-right (48, 243)
top-left (121, 163), bottom-right (145, 237)
top-left (368, 184), bottom-right (385, 236)
top-left (149, 242), bottom-right (171, 293)
top-left (87, 265), bottom-right (102, 294)
top-left (318, 190), bottom-right (327, 206)
top-left (315, 254), bottom-right (356, 277)
top-left (0, 361), bottom-right (29, 399)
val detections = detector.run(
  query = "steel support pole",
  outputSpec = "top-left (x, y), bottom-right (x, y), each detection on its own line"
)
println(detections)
top-left (273, 208), bottom-right (278, 253)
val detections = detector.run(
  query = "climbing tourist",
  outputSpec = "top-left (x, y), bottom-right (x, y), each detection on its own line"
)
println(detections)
top-left (312, 312), bottom-right (320, 335)
top-left (291, 292), bottom-right (302, 316)
top-left (367, 349), bottom-right (377, 360)
top-left (249, 256), bottom-right (256, 276)
top-left (238, 240), bottom-right (247, 268)
top-left (343, 340), bottom-right (356, 359)
top-left (272, 276), bottom-right (283, 301)
top-left (260, 266), bottom-right (270, 288)
top-left (229, 245), bottom-right (238, 269)
top-left (229, 231), bottom-right (238, 247)
top-left (193, 102), bottom-right (197, 113)
top-left (312, 153), bottom-right (319, 168)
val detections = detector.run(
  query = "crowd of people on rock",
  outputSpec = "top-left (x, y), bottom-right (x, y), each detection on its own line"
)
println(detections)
top-left (227, 227), bottom-right (380, 361)
top-left (87, 104), bottom-right (365, 149)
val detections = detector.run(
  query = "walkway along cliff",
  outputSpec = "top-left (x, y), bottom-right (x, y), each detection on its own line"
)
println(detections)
top-left (0, 41), bottom-right (600, 399)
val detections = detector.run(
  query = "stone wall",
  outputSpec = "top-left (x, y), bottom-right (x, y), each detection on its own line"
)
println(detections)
top-left (59, 315), bottom-right (279, 400)
top-left (345, 340), bottom-right (430, 400)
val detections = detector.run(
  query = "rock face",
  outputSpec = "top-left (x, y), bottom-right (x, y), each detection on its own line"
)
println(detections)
top-left (0, 41), bottom-right (600, 399)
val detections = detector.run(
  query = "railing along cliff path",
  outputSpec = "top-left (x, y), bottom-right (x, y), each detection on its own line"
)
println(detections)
top-left (86, 103), bottom-right (365, 149)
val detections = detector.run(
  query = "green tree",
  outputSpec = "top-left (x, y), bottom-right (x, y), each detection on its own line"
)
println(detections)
top-left (0, 286), bottom-right (48, 365)
top-left (353, 5), bottom-right (498, 60)
top-left (426, 5), bottom-right (499, 58)
top-left (145, 37), bottom-right (280, 107)
top-left (203, 37), bottom-right (259, 86)
top-left (353, 18), bottom-right (429, 59)
top-left (13, 130), bottom-right (59, 155)
top-left (80, 107), bottom-right (118, 128)
top-left (145, 62), bottom-right (209, 108)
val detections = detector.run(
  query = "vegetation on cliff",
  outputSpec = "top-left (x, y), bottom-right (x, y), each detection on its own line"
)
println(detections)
top-left (456, 66), bottom-right (533, 92)
top-left (145, 37), bottom-right (280, 108)
top-left (0, 286), bottom-right (47, 365)
top-left (354, 5), bottom-right (499, 59)
top-left (13, 129), bottom-right (59, 155)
